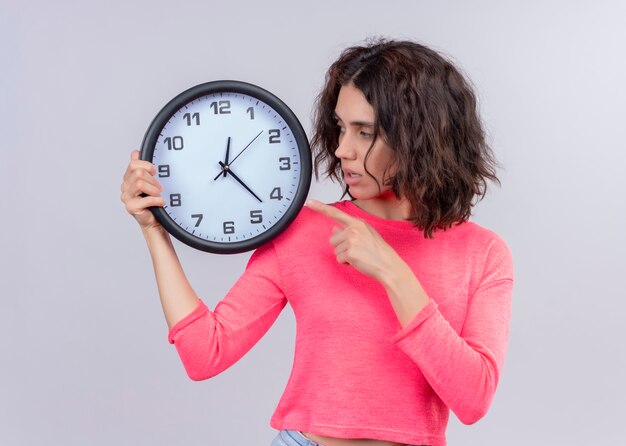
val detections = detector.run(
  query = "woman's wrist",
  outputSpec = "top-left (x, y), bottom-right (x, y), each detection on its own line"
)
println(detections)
top-left (379, 257), bottom-right (413, 291)
top-left (141, 224), bottom-right (167, 239)
top-left (141, 225), bottom-right (173, 254)
top-left (380, 260), bottom-right (430, 327)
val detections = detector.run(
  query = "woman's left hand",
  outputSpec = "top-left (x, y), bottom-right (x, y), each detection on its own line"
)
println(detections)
top-left (305, 199), bottom-right (406, 283)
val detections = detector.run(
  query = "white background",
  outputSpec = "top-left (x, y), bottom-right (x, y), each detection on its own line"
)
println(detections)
top-left (1, 1), bottom-right (625, 445)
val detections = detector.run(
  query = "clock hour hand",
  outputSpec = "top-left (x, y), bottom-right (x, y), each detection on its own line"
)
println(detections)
top-left (214, 131), bottom-right (263, 180)
top-left (214, 137), bottom-right (232, 181)
top-left (223, 136), bottom-right (231, 178)
top-left (218, 161), bottom-right (263, 203)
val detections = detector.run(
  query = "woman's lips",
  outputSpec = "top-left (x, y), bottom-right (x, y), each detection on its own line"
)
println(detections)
top-left (342, 169), bottom-right (362, 185)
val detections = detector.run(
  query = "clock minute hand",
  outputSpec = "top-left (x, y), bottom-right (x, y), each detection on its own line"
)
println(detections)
top-left (229, 130), bottom-right (263, 166)
top-left (218, 161), bottom-right (263, 203)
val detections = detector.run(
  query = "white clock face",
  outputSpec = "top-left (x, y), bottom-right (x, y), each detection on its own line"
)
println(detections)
top-left (150, 91), bottom-right (305, 247)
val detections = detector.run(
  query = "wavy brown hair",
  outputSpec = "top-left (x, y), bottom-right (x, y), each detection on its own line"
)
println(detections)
top-left (311, 38), bottom-right (502, 238)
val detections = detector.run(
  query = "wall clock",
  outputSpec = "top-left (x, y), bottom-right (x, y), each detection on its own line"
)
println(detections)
top-left (140, 80), bottom-right (312, 254)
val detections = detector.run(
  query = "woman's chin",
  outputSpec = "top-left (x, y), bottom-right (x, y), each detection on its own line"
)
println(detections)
top-left (347, 186), bottom-right (394, 202)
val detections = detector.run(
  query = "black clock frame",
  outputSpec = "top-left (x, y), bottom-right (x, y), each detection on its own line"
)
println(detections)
top-left (140, 80), bottom-right (312, 254)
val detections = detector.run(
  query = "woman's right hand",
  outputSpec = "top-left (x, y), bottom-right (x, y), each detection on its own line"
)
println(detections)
top-left (120, 149), bottom-right (166, 231)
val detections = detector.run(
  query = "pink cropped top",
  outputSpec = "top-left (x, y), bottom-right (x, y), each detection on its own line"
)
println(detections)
top-left (168, 201), bottom-right (514, 446)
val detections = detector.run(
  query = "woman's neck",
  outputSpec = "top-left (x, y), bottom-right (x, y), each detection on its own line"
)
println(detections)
top-left (352, 194), bottom-right (412, 221)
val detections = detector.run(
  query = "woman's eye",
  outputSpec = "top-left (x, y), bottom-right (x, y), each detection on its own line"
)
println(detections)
top-left (360, 131), bottom-right (373, 138)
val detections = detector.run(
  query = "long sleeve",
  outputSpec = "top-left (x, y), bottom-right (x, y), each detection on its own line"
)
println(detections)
top-left (167, 243), bottom-right (287, 381)
top-left (389, 235), bottom-right (514, 425)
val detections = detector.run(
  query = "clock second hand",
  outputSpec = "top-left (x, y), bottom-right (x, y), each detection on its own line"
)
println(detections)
top-left (218, 161), bottom-right (263, 203)
top-left (228, 129), bottom-right (263, 166)
top-left (213, 130), bottom-right (263, 181)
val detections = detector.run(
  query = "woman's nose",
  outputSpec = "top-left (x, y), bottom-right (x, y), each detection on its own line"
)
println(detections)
top-left (334, 134), bottom-right (357, 160)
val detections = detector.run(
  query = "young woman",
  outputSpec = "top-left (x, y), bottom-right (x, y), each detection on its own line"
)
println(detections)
top-left (121, 39), bottom-right (514, 446)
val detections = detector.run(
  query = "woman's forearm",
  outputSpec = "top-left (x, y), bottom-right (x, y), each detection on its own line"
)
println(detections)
top-left (142, 225), bottom-right (200, 329)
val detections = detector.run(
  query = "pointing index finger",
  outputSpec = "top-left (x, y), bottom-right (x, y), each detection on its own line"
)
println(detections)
top-left (305, 199), bottom-right (356, 226)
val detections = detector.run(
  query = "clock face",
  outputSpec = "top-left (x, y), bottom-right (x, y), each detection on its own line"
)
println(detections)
top-left (140, 81), bottom-right (311, 254)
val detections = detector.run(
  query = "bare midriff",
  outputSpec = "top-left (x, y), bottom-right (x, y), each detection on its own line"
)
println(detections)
top-left (301, 432), bottom-right (407, 446)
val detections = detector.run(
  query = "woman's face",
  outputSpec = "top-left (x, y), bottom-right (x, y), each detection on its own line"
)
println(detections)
top-left (333, 83), bottom-right (395, 200)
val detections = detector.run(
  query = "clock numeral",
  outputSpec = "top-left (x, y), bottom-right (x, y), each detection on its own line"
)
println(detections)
top-left (279, 157), bottom-right (291, 170)
top-left (170, 193), bottom-right (181, 207)
top-left (223, 221), bottom-right (235, 234)
top-left (269, 129), bottom-right (281, 144)
top-left (250, 210), bottom-right (263, 224)
top-left (183, 112), bottom-right (200, 126)
top-left (210, 100), bottom-right (231, 114)
top-left (191, 214), bottom-right (203, 227)
top-left (158, 165), bottom-right (170, 178)
top-left (164, 136), bottom-right (184, 150)
top-left (270, 187), bottom-right (283, 200)
top-left (246, 107), bottom-right (255, 120)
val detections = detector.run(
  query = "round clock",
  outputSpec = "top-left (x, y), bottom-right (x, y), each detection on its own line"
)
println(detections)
top-left (140, 80), bottom-right (312, 254)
